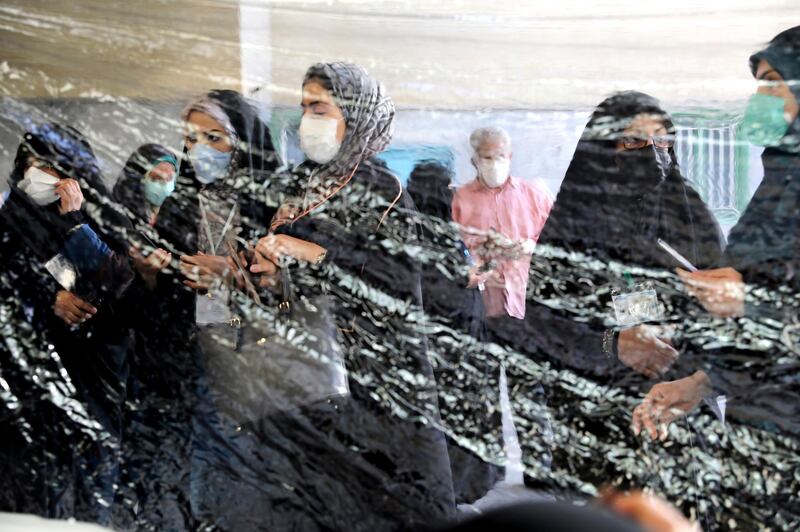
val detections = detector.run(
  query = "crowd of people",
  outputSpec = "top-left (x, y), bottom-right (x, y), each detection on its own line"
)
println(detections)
top-left (0, 24), bottom-right (798, 532)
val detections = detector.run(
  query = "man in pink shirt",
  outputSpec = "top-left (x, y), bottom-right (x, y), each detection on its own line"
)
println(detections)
top-left (452, 126), bottom-right (553, 321)
top-left (450, 127), bottom-right (555, 497)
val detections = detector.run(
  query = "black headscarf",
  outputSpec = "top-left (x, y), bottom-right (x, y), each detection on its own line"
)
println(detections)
top-left (156, 89), bottom-right (279, 254)
top-left (176, 89), bottom-right (277, 186)
top-left (292, 62), bottom-right (397, 219)
top-left (113, 143), bottom-right (177, 223)
top-left (3, 122), bottom-right (130, 264)
top-left (537, 91), bottom-right (724, 270)
top-left (407, 160), bottom-right (454, 225)
top-left (724, 26), bottom-right (800, 288)
top-left (749, 25), bottom-right (800, 154)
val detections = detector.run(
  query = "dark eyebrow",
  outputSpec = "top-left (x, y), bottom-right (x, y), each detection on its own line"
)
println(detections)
top-left (302, 100), bottom-right (328, 108)
top-left (757, 69), bottom-right (779, 81)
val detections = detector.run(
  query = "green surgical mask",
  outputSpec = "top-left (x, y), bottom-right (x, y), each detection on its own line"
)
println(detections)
top-left (144, 177), bottom-right (175, 207)
top-left (740, 93), bottom-right (790, 146)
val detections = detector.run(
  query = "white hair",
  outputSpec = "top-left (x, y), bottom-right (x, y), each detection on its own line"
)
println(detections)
top-left (469, 126), bottom-right (512, 153)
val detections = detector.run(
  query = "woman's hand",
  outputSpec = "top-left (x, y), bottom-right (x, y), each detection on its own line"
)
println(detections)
top-left (53, 290), bottom-right (96, 326)
top-left (677, 267), bottom-right (745, 318)
top-left (617, 324), bottom-right (679, 379)
top-left (249, 251), bottom-right (280, 289)
top-left (250, 234), bottom-right (326, 273)
top-left (180, 252), bottom-right (237, 290)
top-left (632, 371), bottom-right (711, 441)
top-left (130, 246), bottom-right (172, 288)
top-left (55, 178), bottom-right (83, 214)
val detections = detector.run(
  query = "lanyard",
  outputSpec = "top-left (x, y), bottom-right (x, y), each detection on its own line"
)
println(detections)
top-left (198, 194), bottom-right (237, 256)
top-left (623, 270), bottom-right (635, 289)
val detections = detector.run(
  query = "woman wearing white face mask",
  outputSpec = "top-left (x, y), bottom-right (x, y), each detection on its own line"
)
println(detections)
top-left (187, 63), bottom-right (456, 531)
top-left (0, 123), bottom-right (135, 524)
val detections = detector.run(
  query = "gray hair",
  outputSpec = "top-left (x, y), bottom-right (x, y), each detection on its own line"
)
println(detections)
top-left (469, 126), bottom-right (512, 153)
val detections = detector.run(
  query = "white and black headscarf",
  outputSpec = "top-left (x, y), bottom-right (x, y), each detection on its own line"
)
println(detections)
top-left (293, 62), bottom-right (396, 218)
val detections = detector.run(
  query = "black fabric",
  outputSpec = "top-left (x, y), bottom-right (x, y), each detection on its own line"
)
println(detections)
top-left (111, 89), bottom-right (279, 530)
top-left (0, 123), bottom-right (134, 524)
top-left (157, 88), bottom-right (278, 255)
top-left (695, 31), bottom-right (800, 436)
top-left (407, 160), bottom-right (454, 225)
top-left (519, 92), bottom-right (723, 382)
top-left (274, 157), bottom-right (457, 525)
top-left (729, 26), bottom-right (800, 288)
top-left (430, 501), bottom-right (643, 532)
top-left (749, 25), bottom-right (800, 154)
top-left (724, 150), bottom-right (800, 289)
top-left (407, 160), bottom-right (484, 339)
top-left (466, 94), bottom-right (729, 506)
top-left (537, 91), bottom-right (724, 271)
top-left (188, 157), bottom-right (456, 531)
top-left (407, 161), bottom-right (496, 503)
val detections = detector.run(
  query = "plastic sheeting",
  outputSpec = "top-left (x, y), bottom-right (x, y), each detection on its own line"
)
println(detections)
top-left (1, 2), bottom-right (799, 531)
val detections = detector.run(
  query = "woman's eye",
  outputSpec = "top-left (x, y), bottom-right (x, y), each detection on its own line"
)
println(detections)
top-left (184, 135), bottom-right (197, 144)
top-left (206, 134), bottom-right (222, 143)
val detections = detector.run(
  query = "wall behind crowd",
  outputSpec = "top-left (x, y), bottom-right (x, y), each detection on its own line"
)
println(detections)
top-left (0, 98), bottom-right (764, 238)
top-left (0, 0), bottom-right (792, 225)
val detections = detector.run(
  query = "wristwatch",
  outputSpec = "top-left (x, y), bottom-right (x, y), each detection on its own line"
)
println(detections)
top-left (602, 329), bottom-right (619, 359)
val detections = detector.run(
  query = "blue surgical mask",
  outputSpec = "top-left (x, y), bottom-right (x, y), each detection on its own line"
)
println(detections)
top-left (143, 177), bottom-right (175, 207)
top-left (189, 143), bottom-right (232, 184)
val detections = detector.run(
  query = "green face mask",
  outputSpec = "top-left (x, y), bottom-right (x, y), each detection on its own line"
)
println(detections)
top-left (740, 93), bottom-right (790, 146)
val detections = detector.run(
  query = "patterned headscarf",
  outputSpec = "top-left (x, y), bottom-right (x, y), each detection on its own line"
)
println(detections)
top-left (298, 62), bottom-right (396, 216)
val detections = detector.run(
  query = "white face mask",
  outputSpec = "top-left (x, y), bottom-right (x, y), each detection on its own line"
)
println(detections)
top-left (476, 156), bottom-right (511, 188)
top-left (299, 115), bottom-right (342, 164)
top-left (18, 166), bottom-right (60, 205)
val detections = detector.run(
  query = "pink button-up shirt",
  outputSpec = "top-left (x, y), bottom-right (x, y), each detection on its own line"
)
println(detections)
top-left (452, 176), bottom-right (553, 319)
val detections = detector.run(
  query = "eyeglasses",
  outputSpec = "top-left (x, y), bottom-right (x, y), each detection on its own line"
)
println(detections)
top-left (620, 134), bottom-right (675, 150)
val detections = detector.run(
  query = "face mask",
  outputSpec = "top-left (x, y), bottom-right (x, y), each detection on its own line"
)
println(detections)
top-left (143, 177), bottom-right (176, 207)
top-left (299, 115), bottom-right (342, 164)
top-left (740, 93), bottom-right (790, 146)
top-left (477, 157), bottom-right (510, 188)
top-left (616, 146), bottom-right (669, 188)
top-left (18, 166), bottom-right (60, 205)
top-left (189, 143), bottom-right (232, 185)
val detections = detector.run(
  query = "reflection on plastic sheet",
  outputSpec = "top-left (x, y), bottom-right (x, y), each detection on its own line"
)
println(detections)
top-left (0, 2), bottom-right (799, 531)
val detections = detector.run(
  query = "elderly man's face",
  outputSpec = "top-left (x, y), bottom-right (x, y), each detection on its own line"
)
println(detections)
top-left (475, 141), bottom-right (511, 163)
top-left (472, 139), bottom-right (512, 188)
